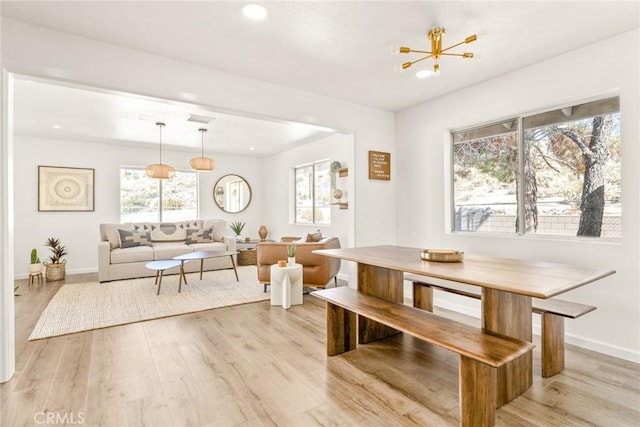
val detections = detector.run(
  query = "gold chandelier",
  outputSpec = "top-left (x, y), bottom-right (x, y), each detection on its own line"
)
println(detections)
top-left (394, 27), bottom-right (477, 77)
top-left (190, 128), bottom-right (215, 172)
top-left (146, 122), bottom-right (176, 179)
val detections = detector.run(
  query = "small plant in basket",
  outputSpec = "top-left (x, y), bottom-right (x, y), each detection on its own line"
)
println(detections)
top-left (44, 237), bottom-right (68, 281)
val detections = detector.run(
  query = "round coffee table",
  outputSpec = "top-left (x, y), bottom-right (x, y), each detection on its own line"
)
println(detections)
top-left (145, 259), bottom-right (186, 295)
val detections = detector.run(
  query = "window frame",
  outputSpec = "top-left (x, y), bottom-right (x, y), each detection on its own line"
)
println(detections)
top-left (293, 159), bottom-right (331, 226)
top-left (449, 96), bottom-right (621, 241)
top-left (120, 166), bottom-right (199, 223)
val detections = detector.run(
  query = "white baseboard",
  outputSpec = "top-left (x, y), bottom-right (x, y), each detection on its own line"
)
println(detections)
top-left (15, 267), bottom-right (97, 280)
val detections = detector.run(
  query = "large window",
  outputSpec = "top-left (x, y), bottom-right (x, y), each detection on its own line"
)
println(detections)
top-left (120, 168), bottom-right (198, 222)
top-left (452, 97), bottom-right (621, 238)
top-left (294, 160), bottom-right (331, 225)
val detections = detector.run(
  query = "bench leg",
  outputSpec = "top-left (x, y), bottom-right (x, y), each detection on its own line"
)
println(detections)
top-left (326, 302), bottom-right (357, 356)
top-left (412, 282), bottom-right (433, 311)
top-left (541, 313), bottom-right (565, 377)
top-left (459, 356), bottom-right (496, 427)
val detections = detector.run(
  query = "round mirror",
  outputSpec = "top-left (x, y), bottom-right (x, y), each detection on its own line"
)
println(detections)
top-left (213, 174), bottom-right (252, 213)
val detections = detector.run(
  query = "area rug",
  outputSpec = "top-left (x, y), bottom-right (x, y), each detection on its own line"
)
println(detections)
top-left (29, 266), bottom-right (268, 340)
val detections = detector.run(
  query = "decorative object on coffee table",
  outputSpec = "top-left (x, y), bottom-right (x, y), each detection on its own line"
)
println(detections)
top-left (287, 242), bottom-right (296, 266)
top-left (258, 224), bottom-right (268, 241)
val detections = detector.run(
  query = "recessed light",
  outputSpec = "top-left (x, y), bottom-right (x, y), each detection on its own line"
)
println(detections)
top-left (242, 4), bottom-right (267, 21)
top-left (249, 147), bottom-right (256, 151)
top-left (52, 125), bottom-right (61, 129)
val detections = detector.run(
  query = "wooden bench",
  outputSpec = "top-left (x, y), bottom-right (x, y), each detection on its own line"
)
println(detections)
top-left (311, 287), bottom-right (534, 427)
top-left (406, 273), bottom-right (597, 377)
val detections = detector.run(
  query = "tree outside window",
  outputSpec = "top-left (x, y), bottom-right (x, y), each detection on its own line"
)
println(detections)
top-left (452, 97), bottom-right (621, 238)
top-left (120, 168), bottom-right (198, 222)
top-left (295, 160), bottom-right (331, 225)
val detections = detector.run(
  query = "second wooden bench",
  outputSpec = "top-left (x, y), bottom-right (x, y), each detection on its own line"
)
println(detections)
top-left (311, 286), bottom-right (534, 427)
top-left (406, 273), bottom-right (596, 377)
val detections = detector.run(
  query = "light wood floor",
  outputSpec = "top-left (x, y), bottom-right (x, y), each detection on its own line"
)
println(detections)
top-left (1, 273), bottom-right (639, 426)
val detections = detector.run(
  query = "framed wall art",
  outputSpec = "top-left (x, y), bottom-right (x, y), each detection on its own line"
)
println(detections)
top-left (38, 166), bottom-right (95, 212)
top-left (368, 150), bottom-right (391, 180)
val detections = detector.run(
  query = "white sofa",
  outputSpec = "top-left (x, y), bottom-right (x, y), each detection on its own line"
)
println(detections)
top-left (98, 219), bottom-right (237, 282)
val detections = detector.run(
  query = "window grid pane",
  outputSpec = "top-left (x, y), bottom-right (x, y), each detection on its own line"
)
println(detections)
top-left (451, 97), bottom-right (621, 239)
top-left (120, 167), bottom-right (198, 223)
top-left (294, 161), bottom-right (332, 225)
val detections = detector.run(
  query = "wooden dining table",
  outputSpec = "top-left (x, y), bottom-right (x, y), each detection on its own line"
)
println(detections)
top-left (314, 245), bottom-right (615, 406)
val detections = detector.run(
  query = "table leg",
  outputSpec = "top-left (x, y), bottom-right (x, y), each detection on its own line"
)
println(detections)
top-left (230, 254), bottom-right (239, 281)
top-left (200, 259), bottom-right (204, 280)
top-left (482, 289), bottom-right (532, 406)
top-left (154, 270), bottom-right (160, 286)
top-left (178, 262), bottom-right (184, 290)
top-left (357, 263), bottom-right (404, 344)
top-left (156, 270), bottom-right (164, 295)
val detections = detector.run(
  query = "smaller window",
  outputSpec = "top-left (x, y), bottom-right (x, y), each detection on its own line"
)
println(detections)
top-left (294, 160), bottom-right (331, 225)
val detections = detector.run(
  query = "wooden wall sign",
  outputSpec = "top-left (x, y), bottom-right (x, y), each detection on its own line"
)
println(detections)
top-left (368, 151), bottom-right (391, 180)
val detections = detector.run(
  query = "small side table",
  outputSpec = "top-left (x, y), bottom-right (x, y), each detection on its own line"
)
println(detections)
top-left (29, 272), bottom-right (43, 285)
top-left (145, 260), bottom-right (186, 295)
top-left (270, 264), bottom-right (303, 309)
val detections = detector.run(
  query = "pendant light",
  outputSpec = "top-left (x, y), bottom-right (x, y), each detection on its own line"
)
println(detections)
top-left (146, 122), bottom-right (175, 179)
top-left (189, 128), bottom-right (215, 171)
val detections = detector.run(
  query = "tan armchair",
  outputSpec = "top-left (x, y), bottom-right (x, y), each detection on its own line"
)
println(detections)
top-left (256, 237), bottom-right (341, 292)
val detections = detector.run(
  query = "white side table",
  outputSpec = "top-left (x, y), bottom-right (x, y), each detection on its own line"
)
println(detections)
top-left (270, 264), bottom-right (303, 309)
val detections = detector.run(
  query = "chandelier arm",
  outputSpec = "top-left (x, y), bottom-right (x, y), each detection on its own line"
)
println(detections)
top-left (407, 54), bottom-right (435, 67)
top-left (406, 49), bottom-right (433, 55)
top-left (440, 40), bottom-right (468, 54)
top-left (440, 52), bottom-right (471, 57)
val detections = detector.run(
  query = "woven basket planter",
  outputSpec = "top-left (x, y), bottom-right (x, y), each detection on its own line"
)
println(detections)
top-left (238, 249), bottom-right (257, 266)
top-left (44, 259), bottom-right (66, 281)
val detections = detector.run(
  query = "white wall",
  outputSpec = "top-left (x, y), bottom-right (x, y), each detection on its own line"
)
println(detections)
top-left (262, 132), bottom-right (355, 278)
top-left (395, 29), bottom-right (640, 362)
top-left (12, 135), bottom-right (265, 277)
top-left (1, 18), bottom-right (396, 381)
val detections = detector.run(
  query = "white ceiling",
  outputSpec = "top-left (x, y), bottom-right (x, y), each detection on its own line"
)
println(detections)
top-left (12, 78), bottom-right (335, 156)
top-left (2, 1), bottom-right (639, 154)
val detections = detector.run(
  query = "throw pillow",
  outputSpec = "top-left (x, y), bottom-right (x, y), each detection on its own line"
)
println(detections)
top-left (202, 219), bottom-right (226, 242)
top-left (118, 229), bottom-right (152, 249)
top-left (149, 222), bottom-right (188, 241)
top-left (306, 230), bottom-right (323, 242)
top-left (185, 227), bottom-right (215, 245)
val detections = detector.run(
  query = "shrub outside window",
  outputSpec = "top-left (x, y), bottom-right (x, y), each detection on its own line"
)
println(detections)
top-left (120, 168), bottom-right (198, 222)
top-left (452, 97), bottom-right (620, 239)
top-left (295, 160), bottom-right (331, 225)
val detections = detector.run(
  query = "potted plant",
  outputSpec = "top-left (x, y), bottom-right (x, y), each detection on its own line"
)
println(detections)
top-left (229, 221), bottom-right (246, 241)
top-left (43, 237), bottom-right (68, 281)
top-left (287, 242), bottom-right (296, 266)
top-left (28, 248), bottom-right (42, 275)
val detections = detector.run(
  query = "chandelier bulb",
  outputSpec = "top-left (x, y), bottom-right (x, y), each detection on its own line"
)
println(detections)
top-left (390, 45), bottom-right (401, 55)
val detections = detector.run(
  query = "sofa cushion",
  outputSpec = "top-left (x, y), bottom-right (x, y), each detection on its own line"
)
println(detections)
top-left (185, 227), bottom-right (214, 245)
top-left (101, 223), bottom-right (133, 249)
top-left (202, 219), bottom-right (226, 242)
top-left (188, 242), bottom-right (227, 252)
top-left (110, 246), bottom-right (154, 264)
top-left (306, 230), bottom-right (323, 242)
top-left (152, 242), bottom-right (193, 259)
top-left (148, 222), bottom-right (186, 241)
top-left (118, 229), bottom-right (152, 249)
